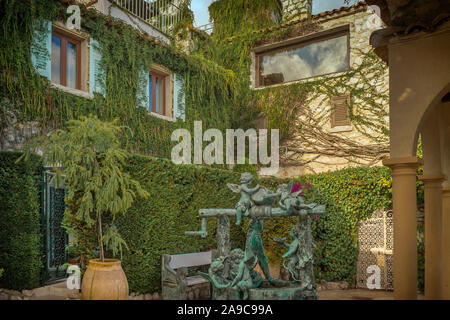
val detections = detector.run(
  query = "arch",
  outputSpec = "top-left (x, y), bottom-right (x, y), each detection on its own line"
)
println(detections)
top-left (414, 82), bottom-right (450, 157)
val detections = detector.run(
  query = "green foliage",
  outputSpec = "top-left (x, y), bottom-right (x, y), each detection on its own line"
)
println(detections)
top-left (258, 166), bottom-right (393, 284)
top-left (209, 0), bottom-right (281, 40)
top-left (0, 152), bottom-right (42, 290)
top-left (23, 116), bottom-right (149, 261)
top-left (114, 154), bottom-right (246, 293)
top-left (0, 0), bottom-right (240, 159)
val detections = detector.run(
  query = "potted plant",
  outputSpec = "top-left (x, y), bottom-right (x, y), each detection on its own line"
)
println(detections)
top-left (22, 116), bottom-right (149, 299)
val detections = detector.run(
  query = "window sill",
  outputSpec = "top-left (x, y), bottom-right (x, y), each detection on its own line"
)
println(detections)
top-left (328, 125), bottom-right (353, 133)
top-left (148, 111), bottom-right (176, 122)
top-left (51, 83), bottom-right (94, 100)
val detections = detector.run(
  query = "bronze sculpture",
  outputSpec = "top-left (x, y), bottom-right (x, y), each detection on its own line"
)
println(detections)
top-left (186, 172), bottom-right (326, 300)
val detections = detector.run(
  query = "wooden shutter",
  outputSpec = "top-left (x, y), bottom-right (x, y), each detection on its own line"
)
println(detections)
top-left (331, 94), bottom-right (351, 127)
top-left (31, 20), bottom-right (52, 80)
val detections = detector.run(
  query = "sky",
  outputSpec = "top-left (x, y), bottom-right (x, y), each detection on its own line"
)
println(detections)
top-left (191, 0), bottom-right (360, 27)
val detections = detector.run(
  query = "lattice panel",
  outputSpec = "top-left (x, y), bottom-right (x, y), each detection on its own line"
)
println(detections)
top-left (356, 209), bottom-right (393, 290)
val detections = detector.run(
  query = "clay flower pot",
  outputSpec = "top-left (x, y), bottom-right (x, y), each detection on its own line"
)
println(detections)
top-left (81, 259), bottom-right (129, 300)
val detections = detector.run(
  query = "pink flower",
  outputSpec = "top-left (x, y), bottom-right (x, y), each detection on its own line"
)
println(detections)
top-left (291, 182), bottom-right (302, 193)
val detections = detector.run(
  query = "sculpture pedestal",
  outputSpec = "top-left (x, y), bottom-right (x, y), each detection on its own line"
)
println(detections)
top-left (248, 282), bottom-right (317, 300)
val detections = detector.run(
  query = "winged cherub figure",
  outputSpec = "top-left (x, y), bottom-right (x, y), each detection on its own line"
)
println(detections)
top-left (227, 172), bottom-right (260, 225)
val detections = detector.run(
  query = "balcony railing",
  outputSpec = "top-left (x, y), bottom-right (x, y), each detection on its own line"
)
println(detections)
top-left (111, 0), bottom-right (185, 35)
top-left (197, 22), bottom-right (213, 34)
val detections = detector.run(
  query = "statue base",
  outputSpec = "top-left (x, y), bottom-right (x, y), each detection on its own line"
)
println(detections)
top-left (248, 282), bottom-right (317, 300)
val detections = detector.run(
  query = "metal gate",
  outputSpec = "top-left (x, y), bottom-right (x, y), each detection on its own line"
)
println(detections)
top-left (356, 209), bottom-right (394, 290)
top-left (42, 169), bottom-right (68, 284)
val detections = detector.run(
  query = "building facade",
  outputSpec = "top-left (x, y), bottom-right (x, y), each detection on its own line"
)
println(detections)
top-left (248, 1), bottom-right (390, 176)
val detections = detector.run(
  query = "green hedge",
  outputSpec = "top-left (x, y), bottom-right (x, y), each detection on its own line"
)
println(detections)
top-left (259, 166), bottom-right (393, 284)
top-left (116, 154), bottom-right (246, 293)
top-left (0, 152), bottom-right (42, 290)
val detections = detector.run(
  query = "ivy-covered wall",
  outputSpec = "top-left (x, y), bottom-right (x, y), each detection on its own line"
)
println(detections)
top-left (0, 152), bottom-right (42, 290)
top-left (0, 0), bottom-right (239, 159)
top-left (202, 2), bottom-right (390, 176)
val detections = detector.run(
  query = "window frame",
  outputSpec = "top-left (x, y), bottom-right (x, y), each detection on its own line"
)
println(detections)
top-left (51, 31), bottom-right (82, 90)
top-left (254, 29), bottom-right (350, 88)
top-left (149, 70), bottom-right (167, 116)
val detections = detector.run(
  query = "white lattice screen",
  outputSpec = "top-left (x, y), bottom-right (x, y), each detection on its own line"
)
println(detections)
top-left (356, 209), bottom-right (393, 290)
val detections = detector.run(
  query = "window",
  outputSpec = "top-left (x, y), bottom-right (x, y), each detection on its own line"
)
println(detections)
top-left (330, 94), bottom-right (351, 128)
top-left (51, 32), bottom-right (81, 90)
top-left (148, 67), bottom-right (172, 118)
top-left (255, 30), bottom-right (349, 87)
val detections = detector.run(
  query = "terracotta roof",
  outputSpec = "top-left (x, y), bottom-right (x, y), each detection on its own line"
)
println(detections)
top-left (226, 1), bottom-right (368, 42)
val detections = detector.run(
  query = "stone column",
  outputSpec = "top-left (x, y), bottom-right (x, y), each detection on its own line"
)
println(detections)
top-left (383, 156), bottom-right (421, 300)
top-left (443, 187), bottom-right (450, 299)
top-left (419, 174), bottom-right (445, 299)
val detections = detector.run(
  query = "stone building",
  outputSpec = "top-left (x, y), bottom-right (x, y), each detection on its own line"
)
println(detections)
top-left (247, 1), bottom-right (390, 176)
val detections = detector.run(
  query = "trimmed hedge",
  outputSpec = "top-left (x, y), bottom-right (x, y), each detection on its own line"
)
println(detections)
top-left (117, 154), bottom-right (246, 293)
top-left (259, 166), bottom-right (393, 284)
top-left (0, 152), bottom-right (42, 290)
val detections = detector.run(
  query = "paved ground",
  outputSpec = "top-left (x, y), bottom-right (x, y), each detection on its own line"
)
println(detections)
top-left (318, 289), bottom-right (424, 300)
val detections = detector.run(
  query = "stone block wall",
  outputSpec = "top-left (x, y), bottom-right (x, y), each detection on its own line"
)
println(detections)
top-left (252, 6), bottom-right (390, 177)
top-left (281, 0), bottom-right (312, 21)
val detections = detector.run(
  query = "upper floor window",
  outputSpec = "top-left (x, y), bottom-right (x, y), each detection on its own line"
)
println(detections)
top-left (148, 66), bottom-right (173, 118)
top-left (51, 32), bottom-right (81, 90)
top-left (255, 30), bottom-right (349, 87)
top-left (149, 70), bottom-right (167, 116)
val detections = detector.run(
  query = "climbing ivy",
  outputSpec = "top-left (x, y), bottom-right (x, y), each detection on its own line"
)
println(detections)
top-left (0, 0), bottom-right (239, 159)
top-left (201, 2), bottom-right (390, 168)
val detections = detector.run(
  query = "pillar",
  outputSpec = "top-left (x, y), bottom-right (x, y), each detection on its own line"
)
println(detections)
top-left (443, 187), bottom-right (450, 299)
top-left (419, 174), bottom-right (445, 299)
top-left (383, 156), bottom-right (422, 299)
top-left (420, 106), bottom-right (444, 299)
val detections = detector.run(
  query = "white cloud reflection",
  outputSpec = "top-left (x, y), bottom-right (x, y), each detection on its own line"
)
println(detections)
top-left (260, 35), bottom-right (348, 84)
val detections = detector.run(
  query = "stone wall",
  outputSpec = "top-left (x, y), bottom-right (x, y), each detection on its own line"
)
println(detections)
top-left (281, 0), bottom-right (312, 21)
top-left (252, 6), bottom-right (389, 177)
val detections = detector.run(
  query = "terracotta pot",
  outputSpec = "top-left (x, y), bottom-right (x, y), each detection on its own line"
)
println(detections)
top-left (81, 259), bottom-right (129, 300)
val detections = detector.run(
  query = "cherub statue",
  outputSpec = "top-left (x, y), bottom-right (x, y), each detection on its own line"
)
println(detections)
top-left (274, 226), bottom-right (301, 281)
top-left (230, 253), bottom-right (259, 300)
top-left (200, 258), bottom-right (231, 300)
top-left (277, 182), bottom-right (316, 215)
top-left (227, 172), bottom-right (260, 225)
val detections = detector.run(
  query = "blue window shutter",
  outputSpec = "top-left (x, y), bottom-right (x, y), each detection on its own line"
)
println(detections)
top-left (148, 74), bottom-right (152, 112)
top-left (173, 73), bottom-right (185, 121)
top-left (89, 38), bottom-right (105, 96)
top-left (138, 68), bottom-right (150, 109)
top-left (31, 20), bottom-right (52, 80)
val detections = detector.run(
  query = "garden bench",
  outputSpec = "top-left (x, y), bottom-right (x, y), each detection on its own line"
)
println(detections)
top-left (161, 251), bottom-right (213, 300)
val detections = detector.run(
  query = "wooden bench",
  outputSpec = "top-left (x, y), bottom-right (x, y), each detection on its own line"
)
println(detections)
top-left (161, 251), bottom-right (212, 300)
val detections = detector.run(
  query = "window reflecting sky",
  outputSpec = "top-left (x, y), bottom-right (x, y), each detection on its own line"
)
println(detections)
top-left (67, 41), bottom-right (77, 89)
top-left (260, 35), bottom-right (348, 85)
top-left (51, 35), bottom-right (61, 84)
